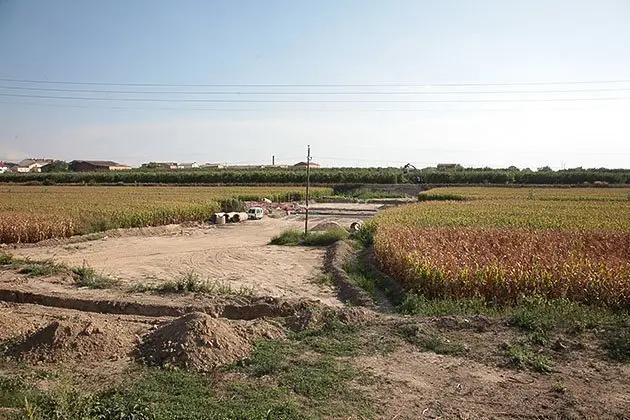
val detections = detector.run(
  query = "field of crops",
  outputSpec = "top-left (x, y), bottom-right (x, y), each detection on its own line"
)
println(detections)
top-left (372, 187), bottom-right (630, 308)
top-left (0, 185), bottom-right (331, 244)
top-left (1, 167), bottom-right (629, 185)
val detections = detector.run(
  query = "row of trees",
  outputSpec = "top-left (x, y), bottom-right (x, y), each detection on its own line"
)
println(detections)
top-left (1, 167), bottom-right (628, 185)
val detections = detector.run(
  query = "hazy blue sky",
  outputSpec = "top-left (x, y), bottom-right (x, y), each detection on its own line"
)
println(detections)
top-left (1, 0), bottom-right (629, 168)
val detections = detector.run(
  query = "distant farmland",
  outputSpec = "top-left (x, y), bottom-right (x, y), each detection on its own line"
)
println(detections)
top-left (0, 167), bottom-right (628, 185)
top-left (0, 185), bottom-right (332, 244)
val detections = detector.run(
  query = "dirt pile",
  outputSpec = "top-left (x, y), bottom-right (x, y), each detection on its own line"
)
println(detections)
top-left (138, 312), bottom-right (253, 372)
top-left (310, 221), bottom-right (345, 232)
top-left (9, 317), bottom-right (133, 362)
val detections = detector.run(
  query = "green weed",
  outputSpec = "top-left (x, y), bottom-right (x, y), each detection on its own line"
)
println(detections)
top-left (0, 252), bottom-right (14, 266)
top-left (17, 261), bottom-right (63, 277)
top-left (398, 324), bottom-right (467, 356)
top-left (155, 271), bottom-right (254, 296)
top-left (604, 328), bottom-right (630, 362)
top-left (504, 342), bottom-right (553, 373)
top-left (72, 264), bottom-right (119, 289)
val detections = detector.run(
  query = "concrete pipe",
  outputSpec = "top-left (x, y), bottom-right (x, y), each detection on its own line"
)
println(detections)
top-left (213, 213), bottom-right (227, 225)
top-left (232, 212), bottom-right (249, 223)
top-left (350, 221), bottom-right (363, 232)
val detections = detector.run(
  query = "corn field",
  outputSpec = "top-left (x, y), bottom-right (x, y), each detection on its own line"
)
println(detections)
top-left (372, 187), bottom-right (630, 309)
top-left (0, 185), bottom-right (331, 244)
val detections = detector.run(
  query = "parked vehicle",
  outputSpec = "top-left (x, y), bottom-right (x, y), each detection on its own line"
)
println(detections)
top-left (247, 206), bottom-right (265, 220)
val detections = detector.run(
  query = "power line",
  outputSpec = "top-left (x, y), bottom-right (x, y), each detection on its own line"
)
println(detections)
top-left (1, 76), bottom-right (630, 88)
top-left (3, 85), bottom-right (630, 95)
top-left (2, 99), bottom-right (630, 113)
top-left (2, 92), bottom-right (630, 103)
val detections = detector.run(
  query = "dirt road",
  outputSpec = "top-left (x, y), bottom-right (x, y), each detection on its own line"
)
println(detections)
top-left (12, 212), bottom-right (373, 306)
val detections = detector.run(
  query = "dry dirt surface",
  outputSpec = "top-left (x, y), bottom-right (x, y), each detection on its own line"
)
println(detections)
top-left (11, 216), bottom-right (363, 306)
top-left (356, 346), bottom-right (630, 420)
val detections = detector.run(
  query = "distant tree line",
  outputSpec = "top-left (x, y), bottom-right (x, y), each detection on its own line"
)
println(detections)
top-left (0, 167), bottom-right (628, 185)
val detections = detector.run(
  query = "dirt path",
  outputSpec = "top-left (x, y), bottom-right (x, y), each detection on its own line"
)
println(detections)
top-left (11, 214), bottom-right (369, 306)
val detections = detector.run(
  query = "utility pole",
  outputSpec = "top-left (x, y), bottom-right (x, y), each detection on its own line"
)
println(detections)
top-left (304, 145), bottom-right (311, 236)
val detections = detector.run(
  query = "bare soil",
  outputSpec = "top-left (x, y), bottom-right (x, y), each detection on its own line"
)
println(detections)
top-left (1, 204), bottom-right (629, 419)
top-left (11, 216), bottom-right (364, 306)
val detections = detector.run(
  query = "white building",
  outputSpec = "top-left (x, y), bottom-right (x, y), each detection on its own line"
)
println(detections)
top-left (177, 162), bottom-right (199, 169)
top-left (16, 159), bottom-right (54, 173)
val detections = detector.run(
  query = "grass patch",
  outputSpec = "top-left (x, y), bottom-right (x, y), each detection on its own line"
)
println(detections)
top-left (302, 230), bottom-right (349, 246)
top-left (17, 261), bottom-right (64, 277)
top-left (0, 253), bottom-right (66, 278)
top-left (293, 318), bottom-right (364, 357)
top-left (398, 293), bottom-right (502, 317)
top-left (349, 271), bottom-right (377, 300)
top-left (342, 247), bottom-right (404, 307)
top-left (269, 229), bottom-right (303, 245)
top-left (397, 324), bottom-right (467, 356)
top-left (0, 375), bottom-right (40, 409)
top-left (0, 252), bottom-right (15, 266)
top-left (504, 342), bottom-right (553, 373)
top-left (508, 296), bottom-right (625, 334)
top-left (158, 271), bottom-right (254, 295)
top-left (131, 271), bottom-right (254, 296)
top-left (604, 328), bottom-right (630, 362)
top-left (72, 264), bottom-right (119, 289)
top-left (270, 229), bottom-right (348, 246)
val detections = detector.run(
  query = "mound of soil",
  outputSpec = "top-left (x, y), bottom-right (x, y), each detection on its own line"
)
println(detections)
top-left (287, 306), bottom-right (377, 331)
top-left (138, 312), bottom-right (253, 372)
top-left (9, 317), bottom-right (133, 362)
top-left (310, 221), bottom-right (346, 232)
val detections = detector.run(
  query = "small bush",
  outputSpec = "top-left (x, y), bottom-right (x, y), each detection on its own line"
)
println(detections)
top-left (398, 324), bottom-right (467, 356)
top-left (17, 261), bottom-right (63, 277)
top-left (605, 328), bottom-right (630, 362)
top-left (270, 229), bottom-right (348, 246)
top-left (72, 264), bottom-right (119, 289)
top-left (0, 253), bottom-right (14, 266)
top-left (302, 230), bottom-right (348, 246)
top-left (350, 224), bottom-right (374, 247)
top-left (156, 271), bottom-right (253, 296)
top-left (418, 193), bottom-right (467, 202)
top-left (270, 229), bottom-right (303, 245)
top-left (219, 198), bottom-right (246, 213)
top-left (504, 342), bottom-right (553, 373)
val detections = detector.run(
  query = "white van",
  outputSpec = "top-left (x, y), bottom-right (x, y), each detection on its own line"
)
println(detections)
top-left (247, 207), bottom-right (265, 220)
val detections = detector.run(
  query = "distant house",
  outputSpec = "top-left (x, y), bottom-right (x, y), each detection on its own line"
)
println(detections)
top-left (70, 160), bottom-right (132, 172)
top-left (15, 158), bottom-right (55, 173)
top-left (141, 162), bottom-right (178, 170)
top-left (0, 161), bottom-right (14, 174)
top-left (293, 161), bottom-right (321, 169)
top-left (201, 163), bottom-right (226, 169)
top-left (177, 162), bottom-right (199, 170)
top-left (436, 163), bottom-right (462, 171)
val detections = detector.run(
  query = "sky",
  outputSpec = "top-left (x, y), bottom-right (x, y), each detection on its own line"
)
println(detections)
top-left (1, 0), bottom-right (629, 169)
